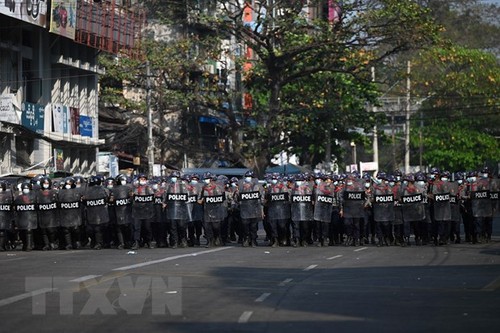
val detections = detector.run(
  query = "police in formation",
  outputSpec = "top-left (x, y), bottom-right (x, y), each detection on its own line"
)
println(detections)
top-left (0, 167), bottom-right (498, 251)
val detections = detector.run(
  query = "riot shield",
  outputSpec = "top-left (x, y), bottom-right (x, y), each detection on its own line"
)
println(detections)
top-left (0, 190), bottom-right (14, 230)
top-left (164, 183), bottom-right (189, 221)
top-left (491, 178), bottom-right (499, 217)
top-left (291, 183), bottom-right (314, 222)
top-left (372, 185), bottom-right (395, 222)
top-left (314, 182), bottom-right (336, 223)
top-left (200, 182), bottom-right (226, 222)
top-left (112, 185), bottom-right (132, 225)
top-left (85, 186), bottom-right (110, 225)
top-left (266, 187), bottom-right (291, 220)
top-left (470, 190), bottom-right (492, 218)
top-left (14, 193), bottom-right (38, 230)
top-left (132, 187), bottom-right (155, 220)
top-left (37, 189), bottom-right (59, 228)
top-left (401, 188), bottom-right (425, 222)
top-left (449, 182), bottom-right (461, 222)
top-left (432, 182), bottom-right (451, 221)
top-left (187, 183), bottom-right (203, 222)
top-left (238, 181), bottom-right (262, 220)
top-left (342, 179), bottom-right (365, 219)
top-left (58, 188), bottom-right (83, 227)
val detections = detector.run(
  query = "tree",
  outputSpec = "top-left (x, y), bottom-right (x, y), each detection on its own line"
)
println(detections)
top-left (409, 45), bottom-right (500, 170)
top-left (101, 1), bottom-right (440, 175)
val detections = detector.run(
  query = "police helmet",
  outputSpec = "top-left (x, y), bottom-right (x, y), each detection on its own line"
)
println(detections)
top-left (170, 171), bottom-right (181, 178)
top-left (441, 170), bottom-right (451, 179)
top-left (244, 170), bottom-right (255, 178)
top-left (376, 171), bottom-right (387, 180)
top-left (0, 181), bottom-right (8, 191)
top-left (415, 172), bottom-right (427, 182)
top-left (89, 175), bottom-right (102, 186)
top-left (63, 177), bottom-right (75, 188)
top-left (40, 176), bottom-right (52, 189)
top-left (403, 173), bottom-right (415, 182)
top-left (430, 167), bottom-right (441, 175)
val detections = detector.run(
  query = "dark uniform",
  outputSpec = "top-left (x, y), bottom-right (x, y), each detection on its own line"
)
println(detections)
top-left (236, 171), bottom-right (264, 247)
top-left (131, 174), bottom-right (155, 249)
top-left (14, 182), bottom-right (38, 251)
top-left (198, 173), bottom-right (226, 247)
top-left (58, 177), bottom-right (84, 249)
top-left (0, 181), bottom-right (15, 251)
top-left (84, 175), bottom-right (110, 250)
top-left (265, 174), bottom-right (291, 247)
top-left (164, 171), bottom-right (189, 248)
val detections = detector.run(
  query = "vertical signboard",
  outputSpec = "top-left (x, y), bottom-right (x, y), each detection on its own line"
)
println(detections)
top-left (49, 0), bottom-right (77, 40)
top-left (79, 115), bottom-right (93, 137)
top-left (0, 94), bottom-right (19, 124)
top-left (21, 102), bottom-right (45, 133)
top-left (70, 107), bottom-right (80, 135)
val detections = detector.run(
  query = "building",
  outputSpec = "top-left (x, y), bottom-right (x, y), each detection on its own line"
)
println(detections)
top-left (0, 0), bottom-right (143, 177)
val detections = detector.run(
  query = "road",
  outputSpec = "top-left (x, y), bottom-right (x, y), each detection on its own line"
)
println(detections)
top-left (1, 220), bottom-right (500, 333)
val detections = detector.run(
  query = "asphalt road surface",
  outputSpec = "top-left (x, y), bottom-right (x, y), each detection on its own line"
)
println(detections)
top-left (1, 220), bottom-right (500, 333)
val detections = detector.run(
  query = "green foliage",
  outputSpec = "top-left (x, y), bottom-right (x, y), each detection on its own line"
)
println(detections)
top-left (412, 120), bottom-right (500, 170)
top-left (100, 1), bottom-right (441, 172)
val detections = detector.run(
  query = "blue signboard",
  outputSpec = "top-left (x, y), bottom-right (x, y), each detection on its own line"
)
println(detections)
top-left (21, 102), bottom-right (45, 134)
top-left (79, 115), bottom-right (93, 137)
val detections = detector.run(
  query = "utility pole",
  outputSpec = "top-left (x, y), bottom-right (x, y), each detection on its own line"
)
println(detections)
top-left (404, 61), bottom-right (411, 174)
top-left (371, 67), bottom-right (378, 175)
top-left (146, 60), bottom-right (154, 178)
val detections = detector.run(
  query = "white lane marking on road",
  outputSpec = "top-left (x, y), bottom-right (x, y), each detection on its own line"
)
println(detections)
top-left (56, 251), bottom-right (80, 255)
top-left (255, 292), bottom-right (271, 302)
top-left (482, 276), bottom-right (500, 291)
top-left (238, 311), bottom-right (253, 323)
top-left (69, 275), bottom-right (102, 282)
top-left (354, 247), bottom-right (368, 252)
top-left (2, 256), bottom-right (27, 262)
top-left (278, 278), bottom-right (293, 286)
top-left (304, 264), bottom-right (318, 271)
top-left (327, 255), bottom-right (343, 260)
top-left (112, 246), bottom-right (233, 271)
top-left (0, 288), bottom-right (53, 307)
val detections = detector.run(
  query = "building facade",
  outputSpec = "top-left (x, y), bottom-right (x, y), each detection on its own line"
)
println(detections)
top-left (0, 0), bottom-right (142, 176)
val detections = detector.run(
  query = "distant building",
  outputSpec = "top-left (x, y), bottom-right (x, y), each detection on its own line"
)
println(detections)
top-left (0, 0), bottom-right (143, 176)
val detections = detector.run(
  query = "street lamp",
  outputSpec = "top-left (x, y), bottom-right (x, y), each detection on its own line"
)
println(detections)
top-left (350, 141), bottom-right (357, 165)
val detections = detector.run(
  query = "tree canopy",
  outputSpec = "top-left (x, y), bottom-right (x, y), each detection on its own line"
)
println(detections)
top-left (100, 1), bottom-right (443, 174)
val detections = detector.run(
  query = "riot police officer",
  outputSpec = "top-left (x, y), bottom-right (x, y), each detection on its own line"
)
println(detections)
top-left (371, 172), bottom-right (395, 246)
top-left (340, 173), bottom-right (365, 246)
top-left (466, 167), bottom-right (493, 243)
top-left (110, 174), bottom-right (133, 249)
top-left (151, 177), bottom-right (167, 248)
top-left (265, 173), bottom-right (291, 247)
top-left (131, 174), bottom-right (155, 249)
top-left (0, 181), bottom-right (14, 251)
top-left (313, 173), bottom-right (336, 247)
top-left (14, 182), bottom-right (38, 251)
top-left (198, 172), bottom-right (226, 247)
top-left (83, 175), bottom-right (110, 250)
top-left (58, 177), bottom-right (83, 249)
top-left (236, 171), bottom-right (264, 247)
top-left (429, 170), bottom-right (452, 245)
top-left (164, 171), bottom-right (189, 248)
top-left (186, 174), bottom-right (204, 246)
top-left (36, 176), bottom-right (59, 250)
top-left (401, 173), bottom-right (426, 246)
top-left (291, 173), bottom-right (314, 247)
